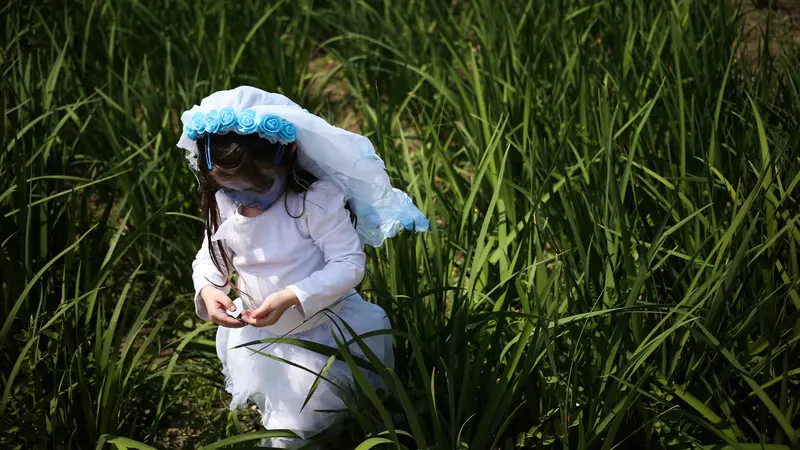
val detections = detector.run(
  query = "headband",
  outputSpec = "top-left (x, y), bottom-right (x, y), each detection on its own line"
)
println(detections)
top-left (184, 109), bottom-right (295, 169)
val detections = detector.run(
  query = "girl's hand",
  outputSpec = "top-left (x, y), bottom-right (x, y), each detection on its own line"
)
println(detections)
top-left (241, 289), bottom-right (299, 327)
top-left (200, 286), bottom-right (246, 328)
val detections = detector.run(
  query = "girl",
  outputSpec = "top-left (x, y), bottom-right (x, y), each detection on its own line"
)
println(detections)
top-left (177, 86), bottom-right (428, 448)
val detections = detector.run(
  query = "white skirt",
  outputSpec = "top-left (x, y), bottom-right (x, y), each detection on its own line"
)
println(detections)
top-left (215, 296), bottom-right (393, 440)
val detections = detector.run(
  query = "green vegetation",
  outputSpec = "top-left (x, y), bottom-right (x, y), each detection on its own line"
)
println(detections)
top-left (2, 0), bottom-right (799, 448)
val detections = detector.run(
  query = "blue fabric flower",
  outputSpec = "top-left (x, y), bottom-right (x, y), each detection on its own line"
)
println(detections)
top-left (236, 109), bottom-right (258, 134)
top-left (278, 120), bottom-right (297, 144)
top-left (204, 110), bottom-right (221, 134)
top-left (185, 126), bottom-right (198, 141)
top-left (218, 107), bottom-right (237, 133)
top-left (258, 114), bottom-right (282, 140)
top-left (186, 112), bottom-right (206, 141)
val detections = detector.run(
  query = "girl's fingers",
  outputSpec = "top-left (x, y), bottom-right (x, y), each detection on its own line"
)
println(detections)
top-left (211, 310), bottom-right (245, 328)
top-left (239, 313), bottom-right (262, 326)
top-left (240, 309), bottom-right (281, 327)
top-left (262, 309), bottom-right (282, 325)
top-left (217, 296), bottom-right (236, 312)
top-left (218, 317), bottom-right (246, 328)
top-left (249, 302), bottom-right (272, 319)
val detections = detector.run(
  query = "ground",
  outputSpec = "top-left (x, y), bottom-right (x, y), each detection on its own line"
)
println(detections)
top-left (741, 0), bottom-right (800, 61)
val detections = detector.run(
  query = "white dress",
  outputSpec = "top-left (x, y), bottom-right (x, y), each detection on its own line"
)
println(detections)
top-left (191, 181), bottom-right (393, 444)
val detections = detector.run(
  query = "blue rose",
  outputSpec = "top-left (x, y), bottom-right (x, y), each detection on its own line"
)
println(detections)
top-left (258, 114), bottom-right (282, 140)
top-left (278, 120), bottom-right (297, 144)
top-left (185, 112), bottom-right (206, 140)
top-left (185, 126), bottom-right (198, 141)
top-left (204, 110), bottom-right (221, 134)
top-left (218, 107), bottom-right (237, 133)
top-left (236, 109), bottom-right (258, 134)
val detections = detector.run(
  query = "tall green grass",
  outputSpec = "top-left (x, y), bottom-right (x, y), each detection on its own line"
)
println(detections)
top-left (2, 0), bottom-right (799, 449)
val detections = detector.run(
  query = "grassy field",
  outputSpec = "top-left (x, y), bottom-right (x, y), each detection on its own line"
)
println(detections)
top-left (2, 0), bottom-right (800, 448)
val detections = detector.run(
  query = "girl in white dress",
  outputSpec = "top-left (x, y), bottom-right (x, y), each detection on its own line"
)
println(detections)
top-left (177, 87), bottom-right (428, 448)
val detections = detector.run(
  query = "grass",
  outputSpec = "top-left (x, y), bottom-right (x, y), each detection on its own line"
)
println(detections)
top-left (2, 0), bottom-right (799, 448)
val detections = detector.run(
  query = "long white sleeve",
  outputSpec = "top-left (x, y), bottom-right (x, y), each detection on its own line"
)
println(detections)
top-left (191, 232), bottom-right (232, 321)
top-left (286, 182), bottom-right (366, 319)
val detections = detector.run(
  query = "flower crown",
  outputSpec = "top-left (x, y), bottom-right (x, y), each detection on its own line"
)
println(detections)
top-left (183, 107), bottom-right (297, 145)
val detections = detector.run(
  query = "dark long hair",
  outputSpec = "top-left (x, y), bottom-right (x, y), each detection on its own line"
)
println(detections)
top-left (197, 133), bottom-right (317, 288)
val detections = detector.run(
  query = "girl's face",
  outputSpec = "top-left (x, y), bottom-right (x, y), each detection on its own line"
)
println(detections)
top-left (215, 165), bottom-right (288, 210)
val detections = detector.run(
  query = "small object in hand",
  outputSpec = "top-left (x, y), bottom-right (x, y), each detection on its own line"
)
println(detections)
top-left (226, 298), bottom-right (244, 319)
